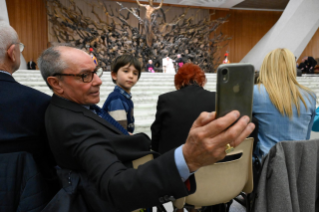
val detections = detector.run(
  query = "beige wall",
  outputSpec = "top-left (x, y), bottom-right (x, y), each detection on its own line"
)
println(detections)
top-left (7, 0), bottom-right (48, 68)
top-left (212, 9), bottom-right (282, 64)
top-left (212, 9), bottom-right (319, 64)
top-left (299, 28), bottom-right (319, 63)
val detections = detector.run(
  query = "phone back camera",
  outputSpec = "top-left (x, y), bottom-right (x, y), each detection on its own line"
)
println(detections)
top-left (222, 69), bottom-right (228, 81)
top-left (222, 69), bottom-right (228, 75)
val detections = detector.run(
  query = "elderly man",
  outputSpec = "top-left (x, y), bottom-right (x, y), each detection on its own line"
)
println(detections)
top-left (38, 46), bottom-right (255, 211)
top-left (0, 21), bottom-right (58, 208)
top-left (0, 21), bottom-right (56, 177)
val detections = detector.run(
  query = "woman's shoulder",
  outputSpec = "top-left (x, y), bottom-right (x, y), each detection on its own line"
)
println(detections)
top-left (253, 84), bottom-right (267, 95)
top-left (299, 88), bottom-right (317, 102)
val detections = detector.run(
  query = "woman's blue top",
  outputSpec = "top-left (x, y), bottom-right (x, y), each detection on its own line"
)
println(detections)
top-left (253, 84), bottom-right (316, 159)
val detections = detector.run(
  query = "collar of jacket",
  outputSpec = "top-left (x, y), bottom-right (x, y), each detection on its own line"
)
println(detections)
top-left (114, 85), bottom-right (132, 99)
top-left (50, 94), bottom-right (123, 135)
top-left (180, 82), bottom-right (202, 90)
top-left (0, 71), bottom-right (15, 82)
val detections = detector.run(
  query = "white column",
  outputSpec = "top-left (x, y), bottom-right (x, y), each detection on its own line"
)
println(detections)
top-left (0, 0), bottom-right (27, 70)
top-left (240, 0), bottom-right (319, 70)
top-left (0, 0), bottom-right (9, 23)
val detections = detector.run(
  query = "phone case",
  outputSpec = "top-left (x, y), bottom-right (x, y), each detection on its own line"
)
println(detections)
top-left (216, 63), bottom-right (255, 121)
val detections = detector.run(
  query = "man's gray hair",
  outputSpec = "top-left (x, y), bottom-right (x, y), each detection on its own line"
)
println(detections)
top-left (0, 21), bottom-right (19, 62)
top-left (38, 47), bottom-right (68, 89)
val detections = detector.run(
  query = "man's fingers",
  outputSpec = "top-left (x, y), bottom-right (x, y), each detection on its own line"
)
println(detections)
top-left (201, 110), bottom-right (240, 136)
top-left (201, 112), bottom-right (216, 126)
top-left (208, 115), bottom-right (252, 148)
top-left (225, 115), bottom-right (254, 147)
top-left (230, 122), bottom-right (255, 148)
top-left (192, 111), bottom-right (216, 128)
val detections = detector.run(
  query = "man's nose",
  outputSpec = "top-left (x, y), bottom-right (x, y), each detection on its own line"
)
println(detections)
top-left (92, 73), bottom-right (102, 86)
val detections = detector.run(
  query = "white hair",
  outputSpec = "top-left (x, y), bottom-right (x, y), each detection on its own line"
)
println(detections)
top-left (38, 46), bottom-right (68, 89)
top-left (0, 21), bottom-right (19, 62)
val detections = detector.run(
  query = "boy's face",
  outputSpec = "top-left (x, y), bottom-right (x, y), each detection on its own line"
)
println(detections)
top-left (112, 64), bottom-right (139, 93)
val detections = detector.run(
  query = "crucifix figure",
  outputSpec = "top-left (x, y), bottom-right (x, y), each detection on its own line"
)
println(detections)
top-left (136, 0), bottom-right (164, 47)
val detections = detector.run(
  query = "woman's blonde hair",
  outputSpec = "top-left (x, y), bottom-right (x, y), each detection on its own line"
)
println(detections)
top-left (257, 48), bottom-right (314, 117)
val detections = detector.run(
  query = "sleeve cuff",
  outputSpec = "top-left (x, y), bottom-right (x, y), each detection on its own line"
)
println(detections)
top-left (174, 145), bottom-right (193, 182)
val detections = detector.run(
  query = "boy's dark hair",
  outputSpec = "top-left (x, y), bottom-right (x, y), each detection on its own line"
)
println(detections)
top-left (111, 55), bottom-right (142, 83)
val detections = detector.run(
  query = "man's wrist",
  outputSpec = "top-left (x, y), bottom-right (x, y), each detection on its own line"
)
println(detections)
top-left (182, 144), bottom-right (199, 172)
top-left (174, 145), bottom-right (193, 182)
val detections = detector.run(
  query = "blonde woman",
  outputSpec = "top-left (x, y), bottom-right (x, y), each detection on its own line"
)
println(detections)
top-left (253, 48), bottom-right (316, 160)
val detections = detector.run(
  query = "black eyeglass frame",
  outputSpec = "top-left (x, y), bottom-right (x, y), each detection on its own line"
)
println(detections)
top-left (53, 67), bottom-right (103, 83)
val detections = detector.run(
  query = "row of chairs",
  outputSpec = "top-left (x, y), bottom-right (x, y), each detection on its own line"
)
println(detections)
top-left (4, 137), bottom-right (318, 211)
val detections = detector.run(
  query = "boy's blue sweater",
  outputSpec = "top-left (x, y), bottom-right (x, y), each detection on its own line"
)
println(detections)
top-left (102, 85), bottom-right (135, 133)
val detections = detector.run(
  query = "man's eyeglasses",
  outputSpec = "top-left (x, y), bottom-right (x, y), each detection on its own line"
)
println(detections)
top-left (19, 43), bottom-right (24, 52)
top-left (9, 42), bottom-right (24, 52)
top-left (53, 67), bottom-right (103, 83)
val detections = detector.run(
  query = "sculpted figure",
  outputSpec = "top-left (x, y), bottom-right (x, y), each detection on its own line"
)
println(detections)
top-left (136, 0), bottom-right (164, 47)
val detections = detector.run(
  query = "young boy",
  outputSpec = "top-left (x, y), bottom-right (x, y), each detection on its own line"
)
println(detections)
top-left (102, 55), bottom-right (142, 133)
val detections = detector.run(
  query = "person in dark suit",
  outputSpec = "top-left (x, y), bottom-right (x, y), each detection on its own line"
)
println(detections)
top-left (151, 63), bottom-right (215, 154)
top-left (0, 21), bottom-right (58, 201)
top-left (27, 59), bottom-right (37, 70)
top-left (299, 56), bottom-right (317, 73)
top-left (304, 56), bottom-right (317, 73)
top-left (38, 46), bottom-right (255, 211)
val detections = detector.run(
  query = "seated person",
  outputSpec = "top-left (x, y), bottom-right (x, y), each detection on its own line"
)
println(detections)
top-left (175, 54), bottom-right (184, 69)
top-left (299, 56), bottom-right (317, 73)
top-left (38, 46), bottom-right (255, 211)
top-left (151, 63), bottom-right (215, 154)
top-left (253, 48), bottom-right (316, 161)
top-left (0, 21), bottom-right (57, 196)
top-left (304, 56), bottom-right (317, 73)
top-left (146, 60), bottom-right (155, 73)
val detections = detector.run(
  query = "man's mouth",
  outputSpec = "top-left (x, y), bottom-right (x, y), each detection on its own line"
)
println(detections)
top-left (91, 90), bottom-right (100, 96)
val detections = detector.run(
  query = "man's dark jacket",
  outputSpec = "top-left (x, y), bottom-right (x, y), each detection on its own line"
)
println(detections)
top-left (0, 152), bottom-right (52, 212)
top-left (0, 73), bottom-right (56, 181)
top-left (151, 84), bottom-right (215, 154)
top-left (45, 94), bottom-right (195, 211)
top-left (305, 56), bottom-right (317, 73)
top-left (27, 61), bottom-right (36, 70)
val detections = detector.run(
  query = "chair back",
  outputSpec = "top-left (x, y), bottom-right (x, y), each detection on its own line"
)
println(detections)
top-left (174, 137), bottom-right (254, 208)
top-left (131, 154), bottom-right (154, 212)
top-left (132, 154), bottom-right (154, 169)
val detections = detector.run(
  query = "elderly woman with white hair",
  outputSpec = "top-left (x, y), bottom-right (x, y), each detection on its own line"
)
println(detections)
top-left (253, 48), bottom-right (316, 160)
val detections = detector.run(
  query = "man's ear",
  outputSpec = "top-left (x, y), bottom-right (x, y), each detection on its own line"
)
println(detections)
top-left (7, 44), bottom-right (16, 62)
top-left (111, 72), bottom-right (117, 81)
top-left (47, 76), bottom-right (64, 94)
